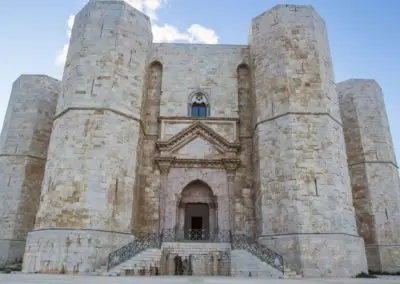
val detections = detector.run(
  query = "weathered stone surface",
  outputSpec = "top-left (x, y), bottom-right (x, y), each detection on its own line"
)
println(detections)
top-left (249, 5), bottom-right (366, 277)
top-left (259, 234), bottom-right (367, 277)
top-left (22, 0), bottom-right (152, 273)
top-left (338, 79), bottom-right (400, 273)
top-left (0, 1), bottom-right (398, 278)
top-left (151, 44), bottom-right (249, 118)
top-left (0, 75), bottom-right (60, 266)
top-left (22, 229), bottom-right (133, 273)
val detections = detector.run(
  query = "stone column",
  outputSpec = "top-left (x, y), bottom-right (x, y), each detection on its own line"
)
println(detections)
top-left (224, 159), bottom-right (240, 235)
top-left (156, 158), bottom-right (173, 236)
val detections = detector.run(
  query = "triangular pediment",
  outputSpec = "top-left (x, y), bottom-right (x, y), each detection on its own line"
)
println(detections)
top-left (173, 136), bottom-right (223, 159)
top-left (156, 122), bottom-right (240, 155)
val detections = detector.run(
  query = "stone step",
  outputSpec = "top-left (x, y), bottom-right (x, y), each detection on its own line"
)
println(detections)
top-left (230, 249), bottom-right (283, 278)
top-left (99, 244), bottom-right (300, 279)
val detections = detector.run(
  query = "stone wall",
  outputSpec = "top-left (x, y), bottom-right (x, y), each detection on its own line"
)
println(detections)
top-left (22, 0), bottom-right (152, 273)
top-left (151, 43), bottom-right (249, 118)
top-left (338, 79), bottom-right (400, 272)
top-left (0, 75), bottom-right (59, 266)
top-left (249, 5), bottom-right (367, 276)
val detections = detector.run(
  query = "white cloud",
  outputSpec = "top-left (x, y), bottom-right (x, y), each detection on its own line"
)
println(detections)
top-left (55, 15), bottom-right (75, 67)
top-left (126, 0), bottom-right (165, 21)
top-left (152, 24), bottom-right (219, 44)
top-left (187, 24), bottom-right (219, 44)
top-left (55, 1), bottom-right (219, 66)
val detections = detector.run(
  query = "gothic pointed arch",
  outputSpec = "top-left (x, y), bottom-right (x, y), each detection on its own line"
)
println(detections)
top-left (188, 90), bottom-right (210, 117)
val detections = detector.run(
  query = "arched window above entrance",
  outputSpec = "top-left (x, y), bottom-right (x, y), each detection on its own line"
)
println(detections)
top-left (188, 92), bottom-right (210, 117)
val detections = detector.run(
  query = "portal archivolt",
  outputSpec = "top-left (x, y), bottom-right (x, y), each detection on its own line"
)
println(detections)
top-left (177, 180), bottom-right (217, 241)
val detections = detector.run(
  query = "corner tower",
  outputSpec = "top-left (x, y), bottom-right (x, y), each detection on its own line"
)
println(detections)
top-left (0, 75), bottom-right (60, 266)
top-left (22, 0), bottom-right (152, 273)
top-left (249, 5), bottom-right (367, 276)
top-left (338, 79), bottom-right (400, 273)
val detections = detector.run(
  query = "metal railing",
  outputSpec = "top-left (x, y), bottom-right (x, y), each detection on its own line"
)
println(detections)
top-left (162, 227), bottom-right (231, 243)
top-left (107, 233), bottom-right (161, 271)
top-left (106, 229), bottom-right (284, 274)
top-left (231, 234), bottom-right (284, 273)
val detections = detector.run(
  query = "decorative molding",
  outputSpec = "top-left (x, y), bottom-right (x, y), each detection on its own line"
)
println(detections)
top-left (155, 156), bottom-right (175, 174)
top-left (158, 116), bottom-right (239, 122)
top-left (223, 158), bottom-right (241, 174)
top-left (155, 157), bottom-right (241, 170)
top-left (156, 121), bottom-right (240, 155)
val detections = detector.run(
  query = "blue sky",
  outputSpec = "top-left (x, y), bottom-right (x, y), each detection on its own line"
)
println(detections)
top-left (0, 0), bottom-right (399, 160)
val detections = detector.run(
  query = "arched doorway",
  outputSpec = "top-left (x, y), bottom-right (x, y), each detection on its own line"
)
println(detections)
top-left (177, 180), bottom-right (217, 241)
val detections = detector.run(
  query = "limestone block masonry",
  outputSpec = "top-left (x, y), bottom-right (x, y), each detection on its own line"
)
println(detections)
top-left (338, 79), bottom-right (400, 273)
top-left (0, 0), bottom-right (398, 278)
top-left (0, 75), bottom-right (60, 266)
top-left (161, 242), bottom-right (231, 276)
top-left (249, 5), bottom-right (367, 277)
top-left (22, 0), bottom-right (152, 273)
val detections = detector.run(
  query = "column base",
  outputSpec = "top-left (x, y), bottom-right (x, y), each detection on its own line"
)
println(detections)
top-left (22, 229), bottom-right (134, 274)
top-left (259, 233), bottom-right (368, 277)
top-left (366, 245), bottom-right (400, 273)
top-left (0, 239), bottom-right (26, 266)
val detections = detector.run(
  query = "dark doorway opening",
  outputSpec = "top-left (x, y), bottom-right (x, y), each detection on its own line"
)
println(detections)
top-left (191, 216), bottom-right (203, 230)
top-left (184, 203), bottom-right (210, 241)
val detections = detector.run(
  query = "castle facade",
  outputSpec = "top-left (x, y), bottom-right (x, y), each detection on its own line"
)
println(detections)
top-left (0, 0), bottom-right (399, 277)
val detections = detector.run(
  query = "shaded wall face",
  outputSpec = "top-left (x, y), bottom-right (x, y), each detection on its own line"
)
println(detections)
top-left (338, 80), bottom-right (400, 272)
top-left (0, 75), bottom-right (60, 265)
top-left (133, 61), bottom-right (163, 235)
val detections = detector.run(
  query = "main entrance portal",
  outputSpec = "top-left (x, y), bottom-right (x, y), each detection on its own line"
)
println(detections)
top-left (176, 180), bottom-right (217, 241)
top-left (184, 203), bottom-right (210, 240)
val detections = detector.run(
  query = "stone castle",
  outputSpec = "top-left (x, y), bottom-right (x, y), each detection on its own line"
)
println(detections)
top-left (1, 0), bottom-right (399, 278)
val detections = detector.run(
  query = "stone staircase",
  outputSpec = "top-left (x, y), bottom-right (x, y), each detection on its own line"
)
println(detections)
top-left (230, 249), bottom-right (282, 278)
top-left (161, 242), bottom-right (231, 276)
top-left (108, 248), bottom-right (162, 276)
top-left (101, 232), bottom-right (301, 278)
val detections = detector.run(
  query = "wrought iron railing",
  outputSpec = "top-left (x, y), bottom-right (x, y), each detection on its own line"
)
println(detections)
top-left (106, 230), bottom-right (284, 274)
top-left (231, 234), bottom-right (284, 273)
top-left (162, 228), bottom-right (231, 243)
top-left (107, 233), bottom-right (161, 271)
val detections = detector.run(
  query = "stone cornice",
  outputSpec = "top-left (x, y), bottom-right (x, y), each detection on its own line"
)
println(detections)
top-left (156, 121), bottom-right (240, 154)
top-left (155, 156), bottom-right (241, 170)
top-left (158, 116), bottom-right (239, 122)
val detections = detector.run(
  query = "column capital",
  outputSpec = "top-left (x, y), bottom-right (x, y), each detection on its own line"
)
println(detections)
top-left (222, 158), bottom-right (240, 176)
top-left (155, 156), bottom-right (175, 174)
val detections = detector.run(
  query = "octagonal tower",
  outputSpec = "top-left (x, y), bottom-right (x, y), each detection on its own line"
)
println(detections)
top-left (22, 0), bottom-right (153, 273)
top-left (249, 5), bottom-right (367, 277)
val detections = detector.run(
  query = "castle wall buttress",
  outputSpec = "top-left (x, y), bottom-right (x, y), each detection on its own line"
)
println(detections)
top-left (338, 79), bottom-right (400, 273)
top-left (0, 75), bottom-right (60, 266)
top-left (22, 0), bottom-right (152, 274)
top-left (234, 64), bottom-right (255, 236)
top-left (133, 61), bottom-right (162, 235)
top-left (249, 5), bottom-right (367, 277)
